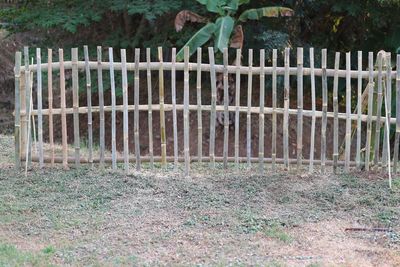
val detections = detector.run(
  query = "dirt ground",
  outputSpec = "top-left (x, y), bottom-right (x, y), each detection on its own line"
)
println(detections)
top-left (0, 134), bottom-right (399, 266)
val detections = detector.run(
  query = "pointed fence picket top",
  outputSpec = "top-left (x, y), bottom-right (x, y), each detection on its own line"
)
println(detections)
top-left (14, 46), bottom-right (396, 188)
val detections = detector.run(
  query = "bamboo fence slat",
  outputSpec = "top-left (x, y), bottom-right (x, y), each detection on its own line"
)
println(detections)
top-left (258, 49), bottom-right (265, 173)
top-left (223, 48), bottom-right (229, 169)
top-left (72, 48), bottom-right (80, 167)
top-left (283, 48), bottom-right (290, 169)
top-left (382, 53), bottom-right (392, 167)
top-left (365, 52), bottom-right (374, 171)
top-left (158, 47), bottom-right (167, 167)
top-left (333, 52), bottom-right (340, 173)
top-left (171, 48), bottom-right (178, 167)
top-left (196, 48), bottom-right (203, 163)
top-left (47, 49), bottom-right (54, 166)
top-left (146, 48), bottom-right (154, 168)
top-left (246, 49), bottom-right (253, 167)
top-left (121, 49), bottom-right (129, 173)
top-left (394, 55), bottom-right (400, 173)
top-left (208, 47), bottom-right (217, 167)
top-left (296, 47), bottom-right (303, 170)
top-left (374, 52), bottom-right (383, 168)
top-left (234, 49), bottom-right (241, 167)
top-left (309, 48), bottom-right (316, 172)
top-left (272, 49), bottom-right (277, 171)
top-left (14, 52), bottom-right (21, 169)
top-left (183, 46), bottom-right (190, 175)
top-left (109, 47), bottom-right (116, 169)
top-left (356, 51), bottom-right (362, 168)
top-left (383, 53), bottom-right (392, 187)
top-left (59, 48), bottom-right (68, 169)
top-left (83, 46), bottom-right (93, 165)
top-left (97, 46), bottom-right (105, 167)
top-left (24, 47), bottom-right (31, 169)
top-left (321, 49), bottom-right (328, 173)
top-left (134, 48), bottom-right (141, 171)
top-left (36, 48), bottom-right (44, 168)
top-left (345, 52), bottom-right (351, 172)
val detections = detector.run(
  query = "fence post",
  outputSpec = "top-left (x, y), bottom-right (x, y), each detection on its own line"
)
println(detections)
top-left (158, 47), bottom-right (167, 168)
top-left (365, 52), bottom-right (374, 171)
top-left (59, 49), bottom-right (68, 170)
top-left (272, 49), bottom-right (277, 172)
top-left (14, 52), bottom-right (22, 169)
top-left (146, 48), bottom-right (154, 169)
top-left (309, 48), bottom-right (316, 173)
top-left (332, 52), bottom-right (340, 173)
top-left (171, 48), bottom-right (178, 168)
top-left (208, 47), bottom-right (217, 168)
top-left (223, 48), bottom-right (229, 169)
top-left (321, 49), bottom-right (327, 173)
top-left (345, 52), bottom-right (351, 172)
top-left (258, 49), bottom-right (265, 174)
top-left (394, 55), bottom-right (400, 173)
top-left (134, 48), bottom-right (141, 171)
top-left (297, 47), bottom-right (303, 170)
top-left (283, 48), bottom-right (290, 169)
top-left (246, 49), bottom-right (253, 167)
top-left (183, 46), bottom-right (190, 176)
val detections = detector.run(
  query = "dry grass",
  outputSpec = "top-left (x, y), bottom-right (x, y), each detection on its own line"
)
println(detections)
top-left (0, 134), bottom-right (399, 266)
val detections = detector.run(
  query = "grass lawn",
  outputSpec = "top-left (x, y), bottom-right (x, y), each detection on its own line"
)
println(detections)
top-left (0, 135), bottom-right (399, 266)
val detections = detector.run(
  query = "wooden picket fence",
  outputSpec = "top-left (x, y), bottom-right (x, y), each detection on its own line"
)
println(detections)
top-left (13, 46), bottom-right (400, 187)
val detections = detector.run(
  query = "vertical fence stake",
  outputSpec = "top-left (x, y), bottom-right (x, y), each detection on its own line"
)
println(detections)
top-left (121, 49), bottom-right (129, 173)
top-left (72, 48), bottom-right (80, 168)
top-left (83, 46), bottom-right (93, 166)
top-left (258, 49), bottom-right (265, 174)
top-left (48, 49), bottom-right (54, 166)
top-left (345, 52), bottom-right (351, 172)
top-left (97, 46), bottom-right (105, 167)
top-left (394, 55), bottom-right (400, 173)
top-left (272, 49), bottom-right (277, 172)
top-left (223, 48), bottom-right (229, 169)
top-left (234, 49), bottom-right (241, 168)
top-left (59, 48), bottom-right (68, 170)
top-left (197, 48), bottom-right (203, 163)
top-left (383, 54), bottom-right (392, 188)
top-left (246, 49), bottom-right (253, 167)
top-left (158, 47), bottom-right (167, 168)
top-left (321, 49), bottom-right (328, 173)
top-left (24, 47), bottom-right (32, 171)
top-left (183, 47), bottom-right (190, 176)
top-left (134, 48), bottom-right (141, 171)
top-left (14, 52), bottom-right (22, 169)
top-left (356, 51), bottom-right (362, 169)
top-left (171, 48), bottom-right (178, 168)
top-left (332, 52), bottom-right (340, 173)
top-left (382, 53), bottom-right (392, 167)
top-left (283, 48), bottom-right (290, 170)
top-left (109, 47), bottom-right (116, 169)
top-left (36, 48), bottom-right (43, 168)
top-left (296, 47), bottom-right (303, 171)
top-left (365, 52), bottom-right (374, 171)
top-left (208, 47), bottom-right (217, 168)
top-left (146, 48), bottom-right (154, 168)
top-left (374, 52), bottom-right (384, 169)
top-left (309, 48), bottom-right (316, 173)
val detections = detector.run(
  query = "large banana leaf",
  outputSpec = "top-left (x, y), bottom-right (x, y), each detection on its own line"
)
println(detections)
top-left (214, 16), bottom-right (234, 53)
top-left (177, 23), bottom-right (216, 61)
top-left (196, 0), bottom-right (224, 13)
top-left (238, 6), bottom-right (294, 22)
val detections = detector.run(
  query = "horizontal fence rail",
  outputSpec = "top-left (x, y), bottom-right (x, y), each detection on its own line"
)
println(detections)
top-left (14, 46), bottom-right (400, 187)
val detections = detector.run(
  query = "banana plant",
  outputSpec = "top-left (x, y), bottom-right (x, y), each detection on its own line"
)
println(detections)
top-left (174, 0), bottom-right (294, 61)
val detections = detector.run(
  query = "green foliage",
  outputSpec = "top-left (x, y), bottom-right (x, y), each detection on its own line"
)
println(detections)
top-left (176, 0), bottom-right (293, 60)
